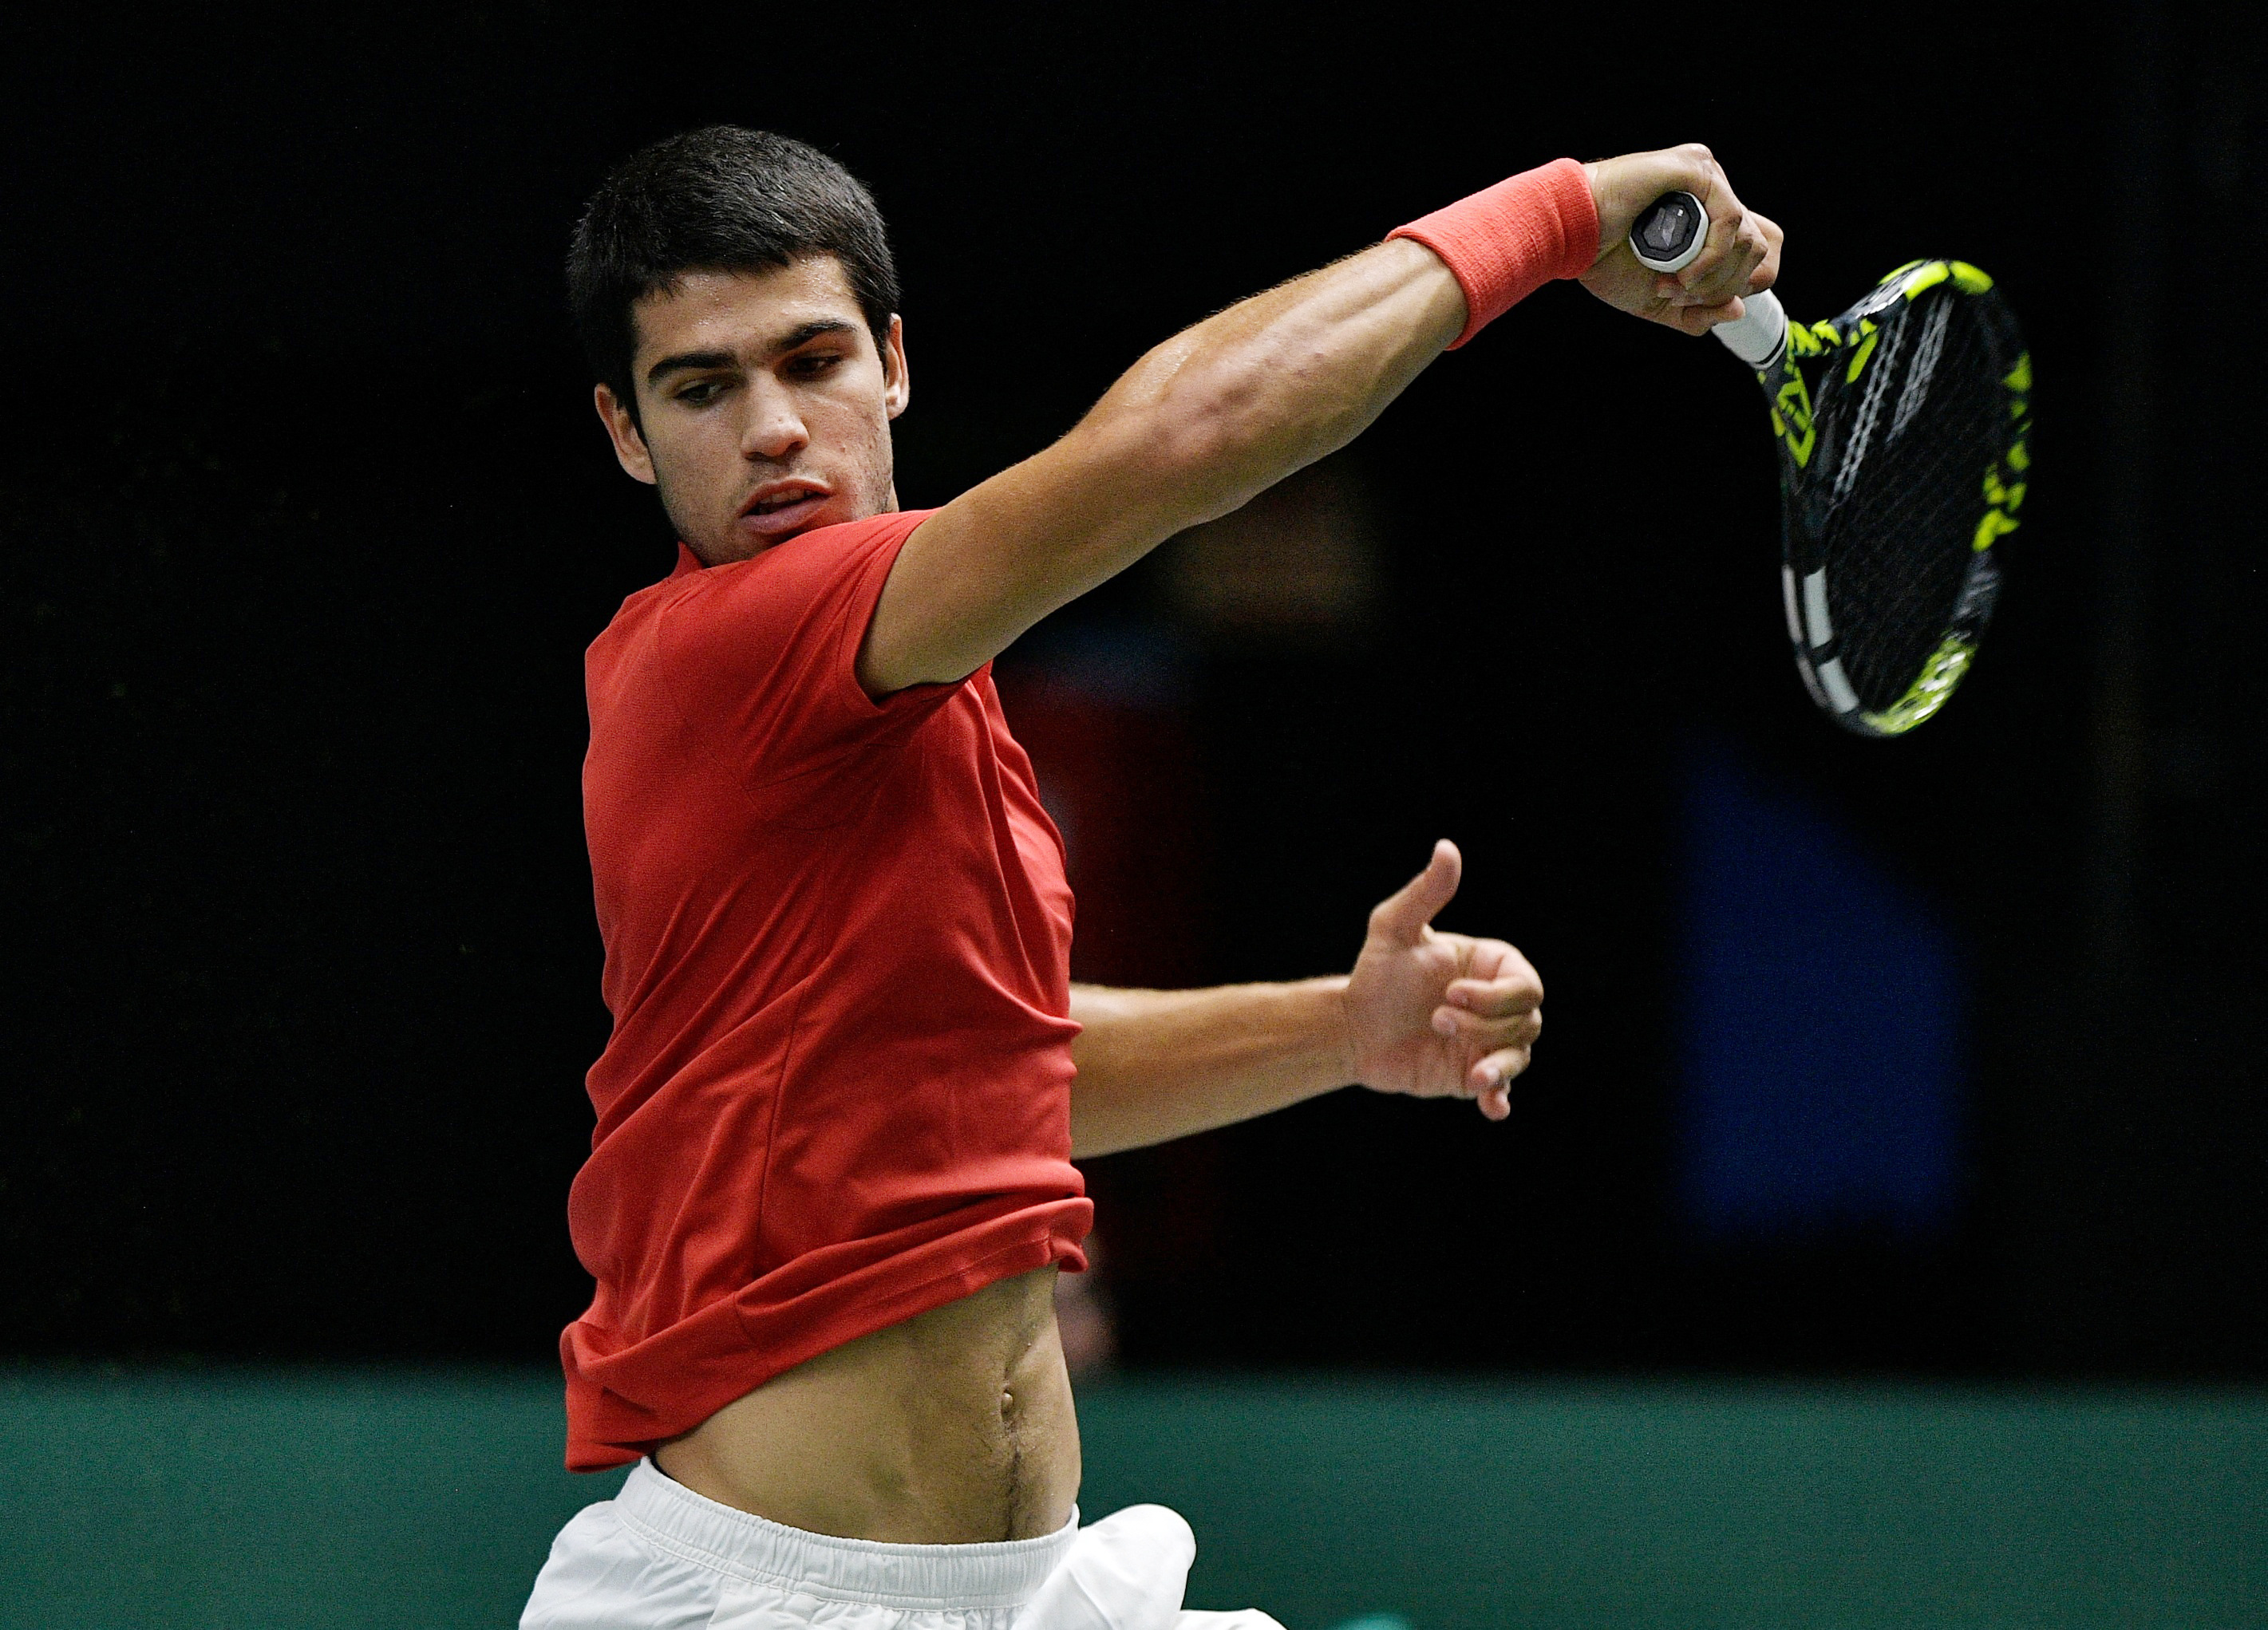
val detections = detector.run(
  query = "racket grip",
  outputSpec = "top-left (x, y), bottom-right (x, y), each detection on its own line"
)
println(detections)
top-left (1711, 288), bottom-right (1786, 369)
top-left (1630, 192), bottom-right (1789, 368)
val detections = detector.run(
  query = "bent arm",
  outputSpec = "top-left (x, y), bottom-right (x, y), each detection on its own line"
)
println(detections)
top-left (860, 238), bottom-right (1467, 692)
top-left (858, 145), bottom-right (1779, 695)
top-left (1067, 979), bottom-right (1354, 1160)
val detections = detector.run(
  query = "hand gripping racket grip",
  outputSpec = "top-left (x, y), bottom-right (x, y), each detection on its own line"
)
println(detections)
top-left (1630, 190), bottom-right (1787, 369)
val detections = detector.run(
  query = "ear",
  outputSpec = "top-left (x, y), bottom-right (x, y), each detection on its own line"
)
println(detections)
top-left (595, 384), bottom-right (658, 485)
top-left (881, 315), bottom-right (910, 421)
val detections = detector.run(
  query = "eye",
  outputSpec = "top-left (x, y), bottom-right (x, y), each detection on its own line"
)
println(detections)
top-left (675, 378), bottom-right (730, 405)
top-left (788, 350), bottom-right (845, 379)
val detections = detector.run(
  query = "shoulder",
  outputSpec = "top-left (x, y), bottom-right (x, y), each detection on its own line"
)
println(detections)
top-left (697, 508), bottom-right (935, 600)
top-left (587, 547), bottom-right (705, 658)
top-left (657, 510), bottom-right (939, 662)
top-left (591, 511), bottom-right (944, 704)
top-left (595, 509), bottom-right (933, 633)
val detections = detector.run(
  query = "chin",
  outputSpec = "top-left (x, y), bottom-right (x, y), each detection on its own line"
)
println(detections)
top-left (687, 480), bottom-right (893, 564)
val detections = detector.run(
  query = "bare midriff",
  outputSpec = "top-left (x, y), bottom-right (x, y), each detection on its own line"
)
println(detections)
top-left (650, 1265), bottom-right (1080, 1544)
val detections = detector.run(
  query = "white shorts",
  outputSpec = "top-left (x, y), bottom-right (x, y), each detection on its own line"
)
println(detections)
top-left (520, 1458), bottom-right (1284, 1630)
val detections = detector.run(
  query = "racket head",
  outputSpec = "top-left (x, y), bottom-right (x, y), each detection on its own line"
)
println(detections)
top-left (1760, 259), bottom-right (2032, 736)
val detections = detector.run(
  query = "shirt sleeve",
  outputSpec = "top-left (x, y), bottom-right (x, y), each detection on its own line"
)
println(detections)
top-left (655, 510), bottom-right (965, 798)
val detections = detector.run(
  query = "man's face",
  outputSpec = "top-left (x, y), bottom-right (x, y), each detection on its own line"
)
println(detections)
top-left (595, 256), bottom-right (908, 565)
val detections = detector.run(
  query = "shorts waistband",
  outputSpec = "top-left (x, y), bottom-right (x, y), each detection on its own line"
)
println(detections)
top-left (612, 1458), bottom-right (1079, 1609)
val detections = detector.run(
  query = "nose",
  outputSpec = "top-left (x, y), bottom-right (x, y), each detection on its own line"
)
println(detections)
top-left (739, 377), bottom-right (809, 464)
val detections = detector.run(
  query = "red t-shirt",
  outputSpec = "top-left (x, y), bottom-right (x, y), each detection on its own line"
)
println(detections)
top-left (562, 508), bottom-right (1092, 1472)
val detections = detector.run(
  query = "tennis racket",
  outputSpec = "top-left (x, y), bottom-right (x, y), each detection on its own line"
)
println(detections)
top-left (1631, 192), bottom-right (2032, 736)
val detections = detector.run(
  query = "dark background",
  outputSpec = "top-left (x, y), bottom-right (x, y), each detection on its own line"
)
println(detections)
top-left (2, 3), bottom-right (2261, 1382)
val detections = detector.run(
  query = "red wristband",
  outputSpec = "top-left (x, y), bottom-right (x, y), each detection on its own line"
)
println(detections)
top-left (1387, 158), bottom-right (1601, 349)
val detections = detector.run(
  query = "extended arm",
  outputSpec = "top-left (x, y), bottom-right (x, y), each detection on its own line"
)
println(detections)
top-left (861, 146), bottom-right (1778, 694)
top-left (1068, 842), bottom-right (1544, 1159)
top-left (1068, 978), bottom-right (1353, 1159)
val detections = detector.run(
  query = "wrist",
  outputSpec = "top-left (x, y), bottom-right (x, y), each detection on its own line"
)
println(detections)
top-left (1385, 158), bottom-right (1601, 349)
top-left (1314, 973), bottom-right (1357, 1087)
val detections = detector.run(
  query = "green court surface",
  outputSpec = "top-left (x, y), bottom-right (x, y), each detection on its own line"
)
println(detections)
top-left (1, 1368), bottom-right (2259, 1628)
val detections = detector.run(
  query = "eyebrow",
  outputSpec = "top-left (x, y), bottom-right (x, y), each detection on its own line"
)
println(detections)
top-left (644, 348), bottom-right (734, 385)
top-left (644, 319), bottom-right (862, 386)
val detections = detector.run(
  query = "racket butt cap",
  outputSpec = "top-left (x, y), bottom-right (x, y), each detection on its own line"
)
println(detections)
top-left (1630, 191), bottom-right (1709, 274)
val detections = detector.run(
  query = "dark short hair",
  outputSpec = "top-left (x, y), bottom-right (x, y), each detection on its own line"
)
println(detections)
top-left (567, 126), bottom-right (899, 420)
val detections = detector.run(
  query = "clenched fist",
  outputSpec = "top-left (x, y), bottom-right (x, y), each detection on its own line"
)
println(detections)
top-left (1580, 142), bottom-right (1782, 337)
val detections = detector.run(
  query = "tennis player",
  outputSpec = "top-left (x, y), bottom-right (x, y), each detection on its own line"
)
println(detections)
top-left (523, 127), bottom-right (1777, 1629)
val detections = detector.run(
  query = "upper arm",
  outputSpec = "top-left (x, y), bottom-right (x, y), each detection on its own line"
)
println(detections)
top-left (855, 238), bottom-right (1465, 696)
top-left (856, 397), bottom-right (1228, 695)
top-left (1068, 982), bottom-right (1142, 1032)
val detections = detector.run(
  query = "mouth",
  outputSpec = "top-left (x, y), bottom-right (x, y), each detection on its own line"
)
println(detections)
top-left (736, 483), bottom-right (833, 536)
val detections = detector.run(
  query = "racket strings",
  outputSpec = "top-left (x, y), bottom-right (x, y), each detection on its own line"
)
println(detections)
top-left (1887, 296), bottom-right (1954, 448)
top-left (1805, 290), bottom-right (2009, 712)
top-left (1828, 312), bottom-right (1911, 515)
